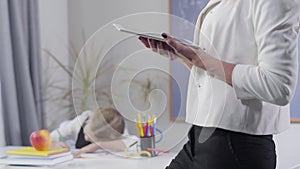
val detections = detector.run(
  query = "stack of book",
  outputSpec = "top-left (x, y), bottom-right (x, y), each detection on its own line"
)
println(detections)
top-left (0, 147), bottom-right (73, 166)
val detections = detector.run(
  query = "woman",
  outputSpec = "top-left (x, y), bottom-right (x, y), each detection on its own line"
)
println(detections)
top-left (139, 0), bottom-right (300, 168)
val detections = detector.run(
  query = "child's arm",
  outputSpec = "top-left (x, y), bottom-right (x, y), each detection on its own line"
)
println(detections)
top-left (73, 140), bottom-right (126, 158)
top-left (96, 139), bottom-right (126, 151)
top-left (50, 111), bottom-right (92, 142)
top-left (50, 121), bottom-right (77, 142)
top-left (50, 141), bottom-right (70, 149)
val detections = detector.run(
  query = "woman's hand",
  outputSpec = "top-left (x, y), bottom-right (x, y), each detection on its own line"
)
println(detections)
top-left (163, 34), bottom-right (208, 67)
top-left (139, 33), bottom-right (236, 85)
top-left (138, 34), bottom-right (205, 69)
top-left (138, 36), bottom-right (176, 60)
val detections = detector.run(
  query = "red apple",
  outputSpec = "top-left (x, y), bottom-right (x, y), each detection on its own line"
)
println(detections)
top-left (30, 129), bottom-right (51, 151)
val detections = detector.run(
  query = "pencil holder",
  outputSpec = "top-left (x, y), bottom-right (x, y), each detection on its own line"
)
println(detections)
top-left (140, 136), bottom-right (156, 157)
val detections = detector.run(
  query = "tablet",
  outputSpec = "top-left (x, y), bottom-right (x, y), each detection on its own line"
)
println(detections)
top-left (113, 23), bottom-right (199, 49)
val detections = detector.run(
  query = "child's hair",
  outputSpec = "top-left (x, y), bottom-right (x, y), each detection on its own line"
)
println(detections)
top-left (89, 107), bottom-right (125, 141)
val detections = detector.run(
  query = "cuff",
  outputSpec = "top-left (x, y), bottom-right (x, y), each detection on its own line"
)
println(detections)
top-left (232, 64), bottom-right (255, 100)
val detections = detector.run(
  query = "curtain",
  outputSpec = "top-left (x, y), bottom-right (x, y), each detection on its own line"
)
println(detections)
top-left (0, 82), bottom-right (5, 146)
top-left (0, 0), bottom-right (44, 145)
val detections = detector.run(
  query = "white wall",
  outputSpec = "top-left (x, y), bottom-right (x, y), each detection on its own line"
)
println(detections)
top-left (39, 0), bottom-right (69, 130)
top-left (68, 0), bottom-right (191, 152)
top-left (68, 0), bottom-right (171, 49)
top-left (274, 124), bottom-right (300, 169)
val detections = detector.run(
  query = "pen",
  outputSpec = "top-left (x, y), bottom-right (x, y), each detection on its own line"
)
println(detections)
top-left (143, 124), bottom-right (148, 137)
top-left (147, 124), bottom-right (150, 137)
top-left (138, 113), bottom-right (142, 123)
top-left (139, 122), bottom-right (144, 137)
top-left (153, 116), bottom-right (157, 136)
top-left (137, 114), bottom-right (144, 137)
top-left (147, 116), bottom-right (151, 136)
top-left (129, 141), bottom-right (138, 148)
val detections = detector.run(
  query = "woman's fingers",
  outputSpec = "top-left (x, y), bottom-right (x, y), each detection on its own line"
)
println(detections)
top-left (162, 33), bottom-right (197, 61)
top-left (157, 41), bottom-right (177, 60)
top-left (148, 39), bottom-right (158, 52)
top-left (163, 35), bottom-right (186, 54)
top-left (157, 41), bottom-right (168, 55)
top-left (138, 36), bottom-right (179, 60)
top-left (138, 37), bottom-right (150, 48)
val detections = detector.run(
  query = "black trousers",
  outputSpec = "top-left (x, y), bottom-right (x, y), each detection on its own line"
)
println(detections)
top-left (166, 125), bottom-right (276, 169)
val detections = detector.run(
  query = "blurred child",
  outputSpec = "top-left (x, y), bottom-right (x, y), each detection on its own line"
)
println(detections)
top-left (50, 107), bottom-right (137, 157)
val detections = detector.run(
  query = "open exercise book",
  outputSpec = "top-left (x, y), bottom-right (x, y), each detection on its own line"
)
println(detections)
top-left (0, 147), bottom-right (73, 166)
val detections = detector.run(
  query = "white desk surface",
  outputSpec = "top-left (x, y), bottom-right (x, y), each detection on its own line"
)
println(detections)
top-left (0, 147), bottom-right (176, 169)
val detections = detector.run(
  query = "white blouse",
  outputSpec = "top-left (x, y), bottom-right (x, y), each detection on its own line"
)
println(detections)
top-left (186, 0), bottom-right (300, 134)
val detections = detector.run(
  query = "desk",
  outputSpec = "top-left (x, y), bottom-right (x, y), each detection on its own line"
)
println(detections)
top-left (0, 147), bottom-right (175, 169)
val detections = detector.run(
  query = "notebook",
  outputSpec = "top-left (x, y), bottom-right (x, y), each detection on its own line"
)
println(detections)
top-left (0, 147), bottom-right (73, 166)
top-left (0, 154), bottom-right (73, 166)
top-left (6, 147), bottom-right (69, 157)
top-left (7, 151), bottom-right (71, 160)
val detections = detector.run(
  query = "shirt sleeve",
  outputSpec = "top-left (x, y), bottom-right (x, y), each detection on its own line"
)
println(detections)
top-left (232, 0), bottom-right (300, 106)
top-left (50, 110), bottom-right (92, 141)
